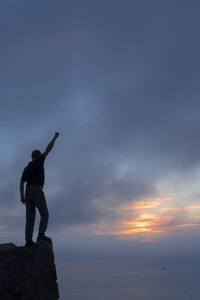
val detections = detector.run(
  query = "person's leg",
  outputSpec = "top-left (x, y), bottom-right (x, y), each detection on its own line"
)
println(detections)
top-left (25, 196), bottom-right (36, 242)
top-left (35, 189), bottom-right (49, 236)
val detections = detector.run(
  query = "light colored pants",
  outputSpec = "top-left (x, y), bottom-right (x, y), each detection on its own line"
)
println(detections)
top-left (25, 186), bottom-right (49, 242)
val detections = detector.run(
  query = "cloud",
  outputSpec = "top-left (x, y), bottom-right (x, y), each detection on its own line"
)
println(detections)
top-left (161, 206), bottom-right (200, 211)
top-left (85, 194), bottom-right (200, 240)
top-left (1, 1), bottom-right (200, 256)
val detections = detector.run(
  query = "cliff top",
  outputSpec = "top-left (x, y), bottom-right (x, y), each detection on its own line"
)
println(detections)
top-left (0, 241), bottom-right (59, 300)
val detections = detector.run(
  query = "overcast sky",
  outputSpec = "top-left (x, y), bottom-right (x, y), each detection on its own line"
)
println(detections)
top-left (1, 0), bottom-right (200, 259)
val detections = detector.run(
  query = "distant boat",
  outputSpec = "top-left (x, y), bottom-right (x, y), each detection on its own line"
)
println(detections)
top-left (163, 267), bottom-right (166, 270)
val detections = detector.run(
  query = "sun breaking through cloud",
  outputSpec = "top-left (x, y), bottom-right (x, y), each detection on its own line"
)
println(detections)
top-left (91, 193), bottom-right (200, 241)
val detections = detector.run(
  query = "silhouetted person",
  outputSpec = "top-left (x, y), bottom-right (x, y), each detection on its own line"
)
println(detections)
top-left (20, 132), bottom-right (60, 246)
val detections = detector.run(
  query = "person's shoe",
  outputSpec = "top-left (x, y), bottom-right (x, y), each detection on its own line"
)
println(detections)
top-left (25, 241), bottom-right (35, 247)
top-left (37, 235), bottom-right (52, 242)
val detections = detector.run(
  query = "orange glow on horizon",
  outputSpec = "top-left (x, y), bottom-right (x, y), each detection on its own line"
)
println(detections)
top-left (161, 206), bottom-right (200, 211)
top-left (92, 193), bottom-right (200, 238)
top-left (140, 239), bottom-right (158, 243)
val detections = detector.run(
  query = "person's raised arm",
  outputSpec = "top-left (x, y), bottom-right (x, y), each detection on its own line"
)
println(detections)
top-left (44, 132), bottom-right (60, 157)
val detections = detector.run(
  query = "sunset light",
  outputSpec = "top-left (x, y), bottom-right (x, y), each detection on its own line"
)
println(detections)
top-left (92, 193), bottom-right (200, 240)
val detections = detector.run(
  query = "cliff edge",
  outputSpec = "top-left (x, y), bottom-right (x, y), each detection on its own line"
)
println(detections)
top-left (0, 241), bottom-right (59, 300)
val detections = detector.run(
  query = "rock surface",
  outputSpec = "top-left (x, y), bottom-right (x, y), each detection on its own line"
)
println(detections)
top-left (0, 241), bottom-right (59, 300)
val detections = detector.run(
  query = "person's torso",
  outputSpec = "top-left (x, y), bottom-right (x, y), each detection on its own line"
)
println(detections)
top-left (22, 154), bottom-right (45, 188)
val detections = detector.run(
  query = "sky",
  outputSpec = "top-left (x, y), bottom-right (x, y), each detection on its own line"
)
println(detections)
top-left (1, 0), bottom-right (200, 260)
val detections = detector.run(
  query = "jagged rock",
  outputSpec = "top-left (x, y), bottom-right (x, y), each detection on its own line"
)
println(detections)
top-left (0, 241), bottom-right (59, 300)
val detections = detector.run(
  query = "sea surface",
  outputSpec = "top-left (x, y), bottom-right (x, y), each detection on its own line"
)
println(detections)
top-left (56, 255), bottom-right (200, 300)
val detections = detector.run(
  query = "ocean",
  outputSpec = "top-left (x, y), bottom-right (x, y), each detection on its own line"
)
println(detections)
top-left (56, 255), bottom-right (200, 300)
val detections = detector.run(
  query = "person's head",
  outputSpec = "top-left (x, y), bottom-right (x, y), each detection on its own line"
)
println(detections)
top-left (31, 150), bottom-right (41, 160)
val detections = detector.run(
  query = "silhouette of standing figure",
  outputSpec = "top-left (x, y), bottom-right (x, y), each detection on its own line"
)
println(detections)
top-left (20, 132), bottom-right (60, 246)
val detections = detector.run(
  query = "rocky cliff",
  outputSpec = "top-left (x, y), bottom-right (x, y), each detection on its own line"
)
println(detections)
top-left (0, 241), bottom-right (59, 300)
